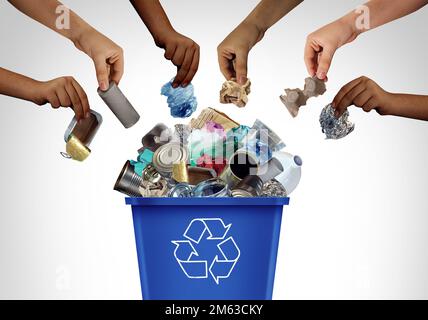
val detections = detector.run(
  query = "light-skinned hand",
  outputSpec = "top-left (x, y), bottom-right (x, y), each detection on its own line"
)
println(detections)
top-left (73, 27), bottom-right (124, 91)
top-left (305, 18), bottom-right (358, 81)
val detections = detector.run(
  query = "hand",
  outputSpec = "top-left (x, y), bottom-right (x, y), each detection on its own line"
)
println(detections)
top-left (332, 76), bottom-right (393, 117)
top-left (305, 17), bottom-right (359, 81)
top-left (73, 27), bottom-right (124, 91)
top-left (217, 22), bottom-right (265, 85)
top-left (157, 30), bottom-right (200, 88)
top-left (31, 76), bottom-right (90, 121)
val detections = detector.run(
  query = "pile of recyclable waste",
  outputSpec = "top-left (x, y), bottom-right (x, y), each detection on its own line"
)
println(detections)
top-left (114, 108), bottom-right (302, 198)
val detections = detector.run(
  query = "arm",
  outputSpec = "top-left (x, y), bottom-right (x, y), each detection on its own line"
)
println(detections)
top-left (218, 0), bottom-right (303, 84)
top-left (130, 0), bottom-right (199, 88)
top-left (0, 68), bottom-right (89, 120)
top-left (8, 0), bottom-right (124, 90)
top-left (305, 0), bottom-right (428, 80)
top-left (332, 76), bottom-right (428, 121)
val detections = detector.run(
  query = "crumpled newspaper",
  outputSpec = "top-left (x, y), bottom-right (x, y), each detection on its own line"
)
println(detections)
top-left (220, 78), bottom-right (251, 108)
top-left (319, 104), bottom-right (355, 139)
top-left (161, 81), bottom-right (198, 118)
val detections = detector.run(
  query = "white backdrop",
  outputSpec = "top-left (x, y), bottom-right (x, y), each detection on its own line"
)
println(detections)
top-left (0, 0), bottom-right (427, 299)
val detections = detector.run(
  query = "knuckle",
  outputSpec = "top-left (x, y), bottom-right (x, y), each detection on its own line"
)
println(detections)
top-left (64, 76), bottom-right (74, 84)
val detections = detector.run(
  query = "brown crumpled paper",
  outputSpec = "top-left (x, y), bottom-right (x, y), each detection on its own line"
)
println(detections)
top-left (220, 78), bottom-right (251, 108)
top-left (280, 77), bottom-right (326, 117)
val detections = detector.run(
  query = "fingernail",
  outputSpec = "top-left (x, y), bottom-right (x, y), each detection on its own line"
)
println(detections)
top-left (334, 111), bottom-right (339, 118)
top-left (181, 82), bottom-right (188, 88)
top-left (85, 112), bottom-right (90, 119)
top-left (317, 72), bottom-right (326, 80)
top-left (172, 83), bottom-right (178, 89)
top-left (100, 81), bottom-right (108, 91)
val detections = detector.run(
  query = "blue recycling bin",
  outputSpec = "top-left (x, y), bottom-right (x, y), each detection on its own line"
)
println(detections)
top-left (125, 197), bottom-right (289, 300)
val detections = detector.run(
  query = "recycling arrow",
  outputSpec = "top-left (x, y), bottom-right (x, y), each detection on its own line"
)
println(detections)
top-left (172, 240), bottom-right (207, 279)
top-left (172, 218), bottom-right (240, 284)
top-left (209, 237), bottom-right (240, 284)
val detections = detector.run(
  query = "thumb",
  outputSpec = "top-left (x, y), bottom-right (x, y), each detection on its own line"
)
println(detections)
top-left (235, 50), bottom-right (249, 85)
top-left (316, 46), bottom-right (335, 80)
top-left (94, 57), bottom-right (109, 91)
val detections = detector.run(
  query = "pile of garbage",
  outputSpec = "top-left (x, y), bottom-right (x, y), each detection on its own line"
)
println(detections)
top-left (114, 108), bottom-right (302, 198)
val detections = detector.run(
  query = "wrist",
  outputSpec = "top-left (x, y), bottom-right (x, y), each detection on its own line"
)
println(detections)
top-left (378, 92), bottom-right (398, 116)
top-left (239, 19), bottom-right (266, 46)
top-left (152, 26), bottom-right (176, 48)
top-left (28, 80), bottom-right (46, 105)
top-left (338, 12), bottom-right (363, 42)
top-left (69, 16), bottom-right (94, 49)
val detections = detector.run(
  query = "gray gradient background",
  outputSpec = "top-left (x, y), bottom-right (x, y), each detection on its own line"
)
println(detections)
top-left (0, 0), bottom-right (427, 299)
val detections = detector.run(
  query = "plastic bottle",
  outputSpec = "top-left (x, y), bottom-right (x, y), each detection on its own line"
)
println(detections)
top-left (272, 152), bottom-right (303, 196)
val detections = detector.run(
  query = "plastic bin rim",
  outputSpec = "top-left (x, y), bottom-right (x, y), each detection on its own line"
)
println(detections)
top-left (125, 197), bottom-right (289, 206)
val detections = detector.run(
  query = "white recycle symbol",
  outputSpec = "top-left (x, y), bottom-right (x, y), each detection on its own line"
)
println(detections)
top-left (172, 218), bottom-right (240, 285)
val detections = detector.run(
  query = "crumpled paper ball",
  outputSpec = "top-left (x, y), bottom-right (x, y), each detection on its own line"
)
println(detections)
top-left (320, 104), bottom-right (355, 139)
top-left (161, 81), bottom-right (198, 118)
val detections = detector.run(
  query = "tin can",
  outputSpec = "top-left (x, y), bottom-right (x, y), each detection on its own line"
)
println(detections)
top-left (220, 149), bottom-right (259, 188)
top-left (62, 110), bottom-right (102, 161)
top-left (64, 110), bottom-right (103, 145)
top-left (231, 175), bottom-right (263, 197)
top-left (152, 142), bottom-right (189, 179)
top-left (114, 160), bottom-right (143, 197)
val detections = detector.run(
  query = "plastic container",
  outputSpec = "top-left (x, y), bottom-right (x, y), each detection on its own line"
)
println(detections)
top-left (125, 197), bottom-right (289, 300)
